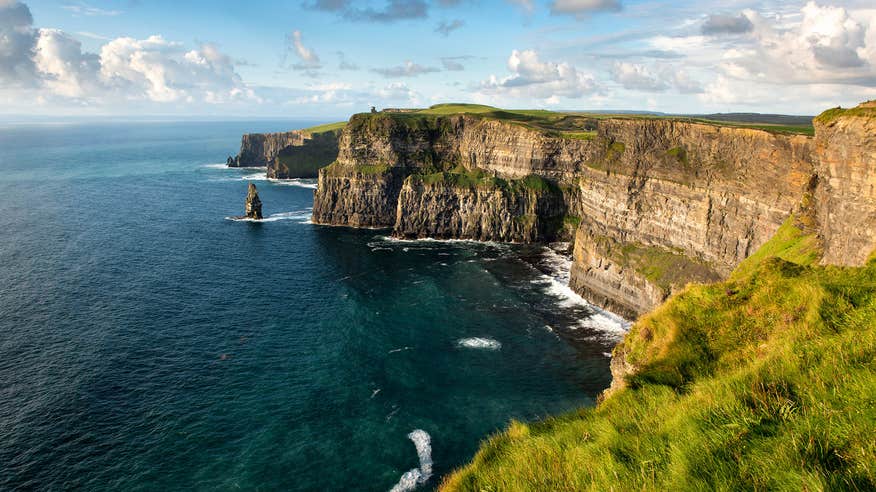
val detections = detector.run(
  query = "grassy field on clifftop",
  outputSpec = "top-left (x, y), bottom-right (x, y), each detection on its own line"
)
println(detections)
top-left (442, 218), bottom-right (876, 491)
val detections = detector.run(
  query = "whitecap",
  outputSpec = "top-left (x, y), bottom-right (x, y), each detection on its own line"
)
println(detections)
top-left (388, 346), bottom-right (414, 354)
top-left (389, 430), bottom-right (433, 492)
top-left (225, 209), bottom-right (312, 223)
top-left (270, 178), bottom-right (318, 189)
top-left (457, 337), bottom-right (502, 350)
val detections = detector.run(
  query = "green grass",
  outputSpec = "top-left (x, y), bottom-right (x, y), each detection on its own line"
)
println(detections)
top-left (814, 103), bottom-right (876, 125)
top-left (442, 219), bottom-right (876, 491)
top-left (416, 103), bottom-right (501, 115)
top-left (301, 121), bottom-right (347, 133)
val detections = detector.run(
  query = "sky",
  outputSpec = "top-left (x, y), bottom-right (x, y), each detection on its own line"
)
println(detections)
top-left (1, 0), bottom-right (875, 119)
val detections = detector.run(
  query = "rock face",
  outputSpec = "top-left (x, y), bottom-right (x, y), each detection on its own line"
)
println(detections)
top-left (267, 130), bottom-right (340, 179)
top-left (234, 131), bottom-right (307, 167)
top-left (312, 105), bottom-right (876, 318)
top-left (813, 101), bottom-right (876, 266)
top-left (245, 183), bottom-right (262, 220)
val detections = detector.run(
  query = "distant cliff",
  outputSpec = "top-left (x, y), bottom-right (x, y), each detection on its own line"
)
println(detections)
top-left (233, 131), bottom-right (307, 167)
top-left (231, 129), bottom-right (340, 178)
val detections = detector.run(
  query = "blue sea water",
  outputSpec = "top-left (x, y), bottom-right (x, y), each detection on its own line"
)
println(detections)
top-left (0, 121), bottom-right (625, 491)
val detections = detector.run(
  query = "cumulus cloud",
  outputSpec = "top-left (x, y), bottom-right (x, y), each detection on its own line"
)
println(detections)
top-left (611, 62), bottom-right (668, 91)
top-left (435, 19), bottom-right (464, 36)
top-left (372, 60), bottom-right (440, 77)
top-left (550, 0), bottom-right (621, 18)
top-left (478, 49), bottom-right (597, 99)
top-left (0, 0), bottom-right (39, 86)
top-left (717, 3), bottom-right (874, 84)
top-left (611, 62), bottom-right (703, 93)
top-left (701, 13), bottom-right (754, 35)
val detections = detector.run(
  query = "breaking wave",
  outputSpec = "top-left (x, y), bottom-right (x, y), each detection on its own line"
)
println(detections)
top-left (389, 430), bottom-right (433, 492)
top-left (457, 337), bottom-right (502, 350)
top-left (225, 209), bottom-right (312, 223)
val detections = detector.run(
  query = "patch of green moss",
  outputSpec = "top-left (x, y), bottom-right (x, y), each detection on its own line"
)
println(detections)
top-left (666, 146), bottom-right (689, 166)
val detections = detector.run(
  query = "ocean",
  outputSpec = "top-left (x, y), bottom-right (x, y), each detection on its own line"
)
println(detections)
top-left (0, 121), bottom-right (626, 490)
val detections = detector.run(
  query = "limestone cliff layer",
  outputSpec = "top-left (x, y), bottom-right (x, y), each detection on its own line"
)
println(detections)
top-left (234, 131), bottom-right (307, 167)
top-left (311, 104), bottom-right (874, 318)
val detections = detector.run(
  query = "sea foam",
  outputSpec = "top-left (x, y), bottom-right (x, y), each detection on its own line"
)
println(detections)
top-left (457, 337), bottom-right (502, 350)
top-left (389, 429), bottom-right (433, 492)
top-left (225, 209), bottom-right (312, 223)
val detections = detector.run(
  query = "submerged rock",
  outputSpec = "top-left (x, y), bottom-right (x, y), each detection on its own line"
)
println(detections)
top-left (245, 183), bottom-right (263, 220)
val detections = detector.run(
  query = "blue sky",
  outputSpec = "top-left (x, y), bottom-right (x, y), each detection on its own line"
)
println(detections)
top-left (2, 0), bottom-right (875, 118)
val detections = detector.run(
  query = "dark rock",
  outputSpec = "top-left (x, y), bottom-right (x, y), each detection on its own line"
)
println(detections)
top-left (245, 183), bottom-right (262, 220)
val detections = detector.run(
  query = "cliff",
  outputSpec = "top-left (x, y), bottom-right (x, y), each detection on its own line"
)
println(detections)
top-left (812, 101), bottom-right (876, 266)
top-left (312, 109), bottom-right (825, 316)
top-left (233, 131), bottom-right (307, 167)
top-left (268, 130), bottom-right (340, 179)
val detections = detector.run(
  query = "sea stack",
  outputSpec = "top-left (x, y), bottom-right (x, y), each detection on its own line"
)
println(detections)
top-left (245, 183), bottom-right (263, 220)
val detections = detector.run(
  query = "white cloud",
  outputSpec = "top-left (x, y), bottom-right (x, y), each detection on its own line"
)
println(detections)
top-left (611, 62), bottom-right (703, 93)
top-left (611, 62), bottom-right (668, 91)
top-left (478, 49), bottom-right (597, 99)
top-left (288, 30), bottom-right (321, 69)
top-left (372, 60), bottom-right (440, 77)
top-left (0, 0), bottom-right (39, 86)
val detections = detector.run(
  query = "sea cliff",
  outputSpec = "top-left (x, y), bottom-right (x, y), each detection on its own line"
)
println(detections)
top-left (231, 129), bottom-right (341, 179)
top-left (309, 105), bottom-right (863, 317)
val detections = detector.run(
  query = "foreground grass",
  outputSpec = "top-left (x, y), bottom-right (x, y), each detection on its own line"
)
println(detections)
top-left (442, 220), bottom-right (876, 491)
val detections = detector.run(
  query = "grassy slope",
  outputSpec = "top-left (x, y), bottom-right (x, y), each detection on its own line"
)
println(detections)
top-left (301, 121), bottom-right (347, 133)
top-left (442, 218), bottom-right (876, 491)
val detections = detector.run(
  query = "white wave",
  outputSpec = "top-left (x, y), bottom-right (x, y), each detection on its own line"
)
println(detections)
top-left (390, 469), bottom-right (422, 492)
top-left (225, 209), bottom-right (312, 223)
top-left (201, 163), bottom-right (230, 169)
top-left (388, 346), bottom-right (414, 354)
top-left (371, 388), bottom-right (381, 399)
top-left (373, 235), bottom-right (505, 247)
top-left (575, 309), bottom-right (631, 339)
top-left (457, 337), bottom-right (502, 350)
top-left (389, 430), bottom-right (433, 492)
top-left (271, 178), bottom-right (318, 189)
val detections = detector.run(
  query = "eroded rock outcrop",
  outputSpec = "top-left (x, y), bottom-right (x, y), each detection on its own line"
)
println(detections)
top-left (245, 183), bottom-right (262, 220)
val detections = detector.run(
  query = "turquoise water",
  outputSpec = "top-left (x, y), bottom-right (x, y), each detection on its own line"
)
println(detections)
top-left (0, 122), bottom-right (625, 490)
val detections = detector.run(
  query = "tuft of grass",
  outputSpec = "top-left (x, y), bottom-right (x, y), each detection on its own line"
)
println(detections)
top-left (441, 219), bottom-right (876, 491)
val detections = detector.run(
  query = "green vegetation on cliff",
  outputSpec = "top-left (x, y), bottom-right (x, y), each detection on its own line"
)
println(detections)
top-left (302, 121), bottom-right (347, 133)
top-left (442, 218), bottom-right (876, 491)
top-left (814, 102), bottom-right (876, 125)
top-left (274, 130), bottom-right (340, 178)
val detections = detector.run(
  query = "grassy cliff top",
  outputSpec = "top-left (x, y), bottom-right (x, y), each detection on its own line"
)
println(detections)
top-left (341, 104), bottom-right (814, 136)
top-left (814, 102), bottom-right (876, 125)
top-left (441, 218), bottom-right (876, 491)
top-left (300, 121), bottom-right (347, 133)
